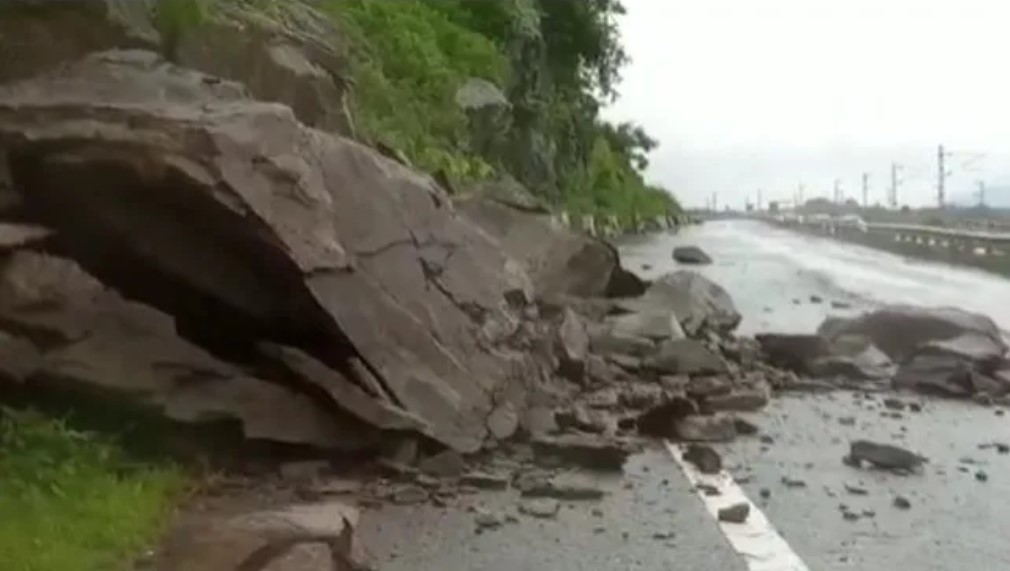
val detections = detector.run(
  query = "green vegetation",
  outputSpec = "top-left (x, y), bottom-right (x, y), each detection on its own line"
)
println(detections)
top-left (154, 0), bottom-right (680, 226)
top-left (0, 408), bottom-right (186, 571)
top-left (326, 0), bottom-right (680, 227)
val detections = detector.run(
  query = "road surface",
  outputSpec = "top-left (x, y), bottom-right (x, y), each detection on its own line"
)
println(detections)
top-left (360, 220), bottom-right (1010, 570)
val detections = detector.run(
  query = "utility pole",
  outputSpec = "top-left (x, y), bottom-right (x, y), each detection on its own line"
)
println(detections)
top-left (977, 180), bottom-right (986, 208)
top-left (833, 179), bottom-right (842, 204)
top-left (861, 172), bottom-right (869, 208)
top-left (937, 144), bottom-right (950, 209)
top-left (889, 163), bottom-right (902, 209)
top-left (713, 192), bottom-right (718, 212)
top-left (798, 183), bottom-right (805, 207)
top-left (757, 189), bottom-right (763, 211)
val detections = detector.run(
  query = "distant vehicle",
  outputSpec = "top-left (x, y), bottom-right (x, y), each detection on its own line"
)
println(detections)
top-left (836, 214), bottom-right (868, 232)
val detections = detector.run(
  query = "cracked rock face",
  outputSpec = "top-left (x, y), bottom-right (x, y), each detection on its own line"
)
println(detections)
top-left (0, 50), bottom-right (537, 453)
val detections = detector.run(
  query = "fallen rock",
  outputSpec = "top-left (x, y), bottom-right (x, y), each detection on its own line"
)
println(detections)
top-left (474, 510), bottom-right (503, 530)
top-left (675, 414), bottom-right (737, 442)
top-left (755, 334), bottom-right (828, 374)
top-left (460, 471), bottom-right (509, 491)
top-left (556, 308), bottom-right (590, 382)
top-left (418, 450), bottom-right (466, 479)
top-left (606, 311), bottom-right (685, 343)
top-left (718, 502), bottom-right (750, 524)
top-left (617, 271), bottom-right (741, 335)
top-left (882, 398), bottom-right (905, 411)
top-left (520, 473), bottom-right (606, 501)
top-left (279, 461), bottom-right (330, 483)
top-left (555, 405), bottom-right (609, 434)
top-left (588, 327), bottom-right (656, 358)
top-left (780, 476), bottom-right (806, 488)
top-left (893, 495), bottom-right (912, 509)
top-left (672, 245), bottom-right (712, 265)
top-left (619, 383), bottom-right (665, 410)
top-left (645, 339), bottom-right (727, 376)
top-left (456, 194), bottom-right (616, 299)
top-left (391, 484), bottom-right (429, 505)
top-left (683, 444), bottom-right (722, 474)
top-left (486, 401), bottom-right (520, 441)
top-left (158, 501), bottom-right (360, 571)
top-left (733, 417), bottom-right (760, 436)
top-left (847, 440), bottom-right (927, 471)
top-left (810, 343), bottom-right (895, 381)
top-left (0, 51), bottom-right (537, 453)
top-left (916, 333), bottom-right (1007, 369)
top-left (705, 388), bottom-right (769, 412)
top-left (530, 434), bottom-right (639, 471)
top-left (893, 354), bottom-right (973, 397)
top-left (844, 483), bottom-right (868, 495)
top-left (518, 499), bottom-right (561, 519)
top-left (606, 258), bottom-right (649, 298)
top-left (635, 397), bottom-right (700, 438)
top-left (818, 305), bottom-right (1005, 362)
top-left (687, 376), bottom-right (733, 399)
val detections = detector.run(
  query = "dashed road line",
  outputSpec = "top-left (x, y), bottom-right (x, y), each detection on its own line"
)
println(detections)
top-left (666, 441), bottom-right (810, 571)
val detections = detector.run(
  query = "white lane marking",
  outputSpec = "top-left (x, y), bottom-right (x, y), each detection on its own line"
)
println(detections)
top-left (665, 441), bottom-right (810, 571)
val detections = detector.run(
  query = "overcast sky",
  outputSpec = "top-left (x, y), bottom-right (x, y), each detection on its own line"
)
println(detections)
top-left (604, 0), bottom-right (1010, 208)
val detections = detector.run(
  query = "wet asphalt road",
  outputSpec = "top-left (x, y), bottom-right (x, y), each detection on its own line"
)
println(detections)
top-left (622, 220), bottom-right (1010, 570)
top-left (358, 448), bottom-right (746, 570)
top-left (721, 391), bottom-right (1010, 571)
top-left (360, 220), bottom-right (1010, 569)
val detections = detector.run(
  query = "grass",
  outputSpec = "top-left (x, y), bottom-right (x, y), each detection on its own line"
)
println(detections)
top-left (0, 407), bottom-right (188, 571)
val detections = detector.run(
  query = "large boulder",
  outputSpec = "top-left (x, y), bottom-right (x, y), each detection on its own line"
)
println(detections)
top-left (618, 271), bottom-right (741, 335)
top-left (0, 251), bottom-right (368, 449)
top-left (158, 501), bottom-right (363, 571)
top-left (818, 305), bottom-right (1006, 363)
top-left (455, 194), bottom-right (616, 299)
top-left (893, 354), bottom-right (973, 397)
top-left (0, 51), bottom-right (537, 453)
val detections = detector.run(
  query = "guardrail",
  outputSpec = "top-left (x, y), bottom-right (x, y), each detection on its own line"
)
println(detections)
top-left (774, 218), bottom-right (1010, 277)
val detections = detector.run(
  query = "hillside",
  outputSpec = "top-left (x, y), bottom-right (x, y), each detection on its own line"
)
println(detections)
top-left (163, 0), bottom-right (680, 227)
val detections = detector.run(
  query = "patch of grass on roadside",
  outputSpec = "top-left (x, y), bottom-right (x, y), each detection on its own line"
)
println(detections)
top-left (0, 407), bottom-right (187, 571)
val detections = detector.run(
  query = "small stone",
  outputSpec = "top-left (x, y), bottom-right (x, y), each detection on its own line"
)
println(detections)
top-left (862, 509), bottom-right (876, 518)
top-left (759, 488), bottom-right (771, 499)
top-left (882, 398), bottom-right (905, 411)
top-left (521, 473), bottom-right (606, 501)
top-left (974, 393), bottom-right (995, 407)
top-left (593, 527), bottom-right (606, 534)
top-left (519, 499), bottom-right (561, 519)
top-left (893, 495), bottom-right (912, 510)
top-left (997, 410), bottom-right (1006, 417)
top-left (810, 295), bottom-right (824, 303)
top-left (718, 502), bottom-right (750, 523)
top-left (591, 508), bottom-right (604, 517)
top-left (909, 403), bottom-right (922, 413)
top-left (675, 414), bottom-right (738, 442)
top-left (697, 483), bottom-right (721, 496)
top-left (652, 531), bottom-right (676, 540)
top-left (733, 417), bottom-right (760, 436)
top-left (976, 470), bottom-right (989, 482)
top-left (419, 450), bottom-right (466, 478)
top-left (844, 483), bottom-right (868, 496)
top-left (683, 444), bottom-right (722, 475)
top-left (781, 476), bottom-right (806, 488)
top-left (706, 389), bottom-right (769, 413)
top-left (996, 443), bottom-right (1010, 454)
top-left (382, 438), bottom-right (419, 467)
top-left (759, 435), bottom-right (775, 445)
top-left (312, 479), bottom-right (364, 496)
top-left (838, 416), bottom-right (857, 427)
top-left (475, 510), bottom-right (502, 529)
top-left (842, 511), bottom-right (860, 521)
